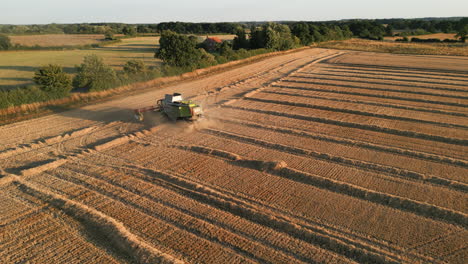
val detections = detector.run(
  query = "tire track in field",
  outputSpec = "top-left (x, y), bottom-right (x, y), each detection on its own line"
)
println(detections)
top-left (0, 126), bottom-right (99, 160)
top-left (262, 90), bottom-right (468, 117)
top-left (223, 105), bottom-right (468, 146)
top-left (282, 78), bottom-right (468, 101)
top-left (173, 143), bottom-right (468, 228)
top-left (296, 72), bottom-right (468, 92)
top-left (9, 176), bottom-right (184, 264)
top-left (244, 96), bottom-right (468, 129)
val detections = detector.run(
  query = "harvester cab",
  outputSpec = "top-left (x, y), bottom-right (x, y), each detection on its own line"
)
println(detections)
top-left (133, 93), bottom-right (203, 122)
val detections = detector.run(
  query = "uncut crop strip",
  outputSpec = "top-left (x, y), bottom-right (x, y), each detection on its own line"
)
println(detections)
top-left (181, 128), bottom-right (468, 211)
top-left (58, 162), bottom-right (354, 264)
top-left (317, 66), bottom-right (468, 84)
top-left (29, 167), bottom-right (352, 264)
top-left (244, 94), bottom-right (468, 129)
top-left (42, 170), bottom-right (293, 264)
top-left (293, 72), bottom-right (468, 94)
top-left (0, 187), bottom-right (122, 264)
top-left (308, 68), bottom-right (468, 88)
top-left (214, 107), bottom-right (467, 160)
top-left (166, 141), bottom-right (468, 228)
top-left (94, 150), bottom-right (387, 262)
top-left (201, 121), bottom-right (468, 186)
top-left (271, 81), bottom-right (468, 110)
top-left (111, 138), bottom-right (463, 251)
top-left (63, 154), bottom-right (416, 263)
top-left (0, 122), bottom-right (134, 171)
top-left (89, 149), bottom-right (444, 263)
top-left (211, 116), bottom-right (468, 171)
top-left (317, 61), bottom-right (468, 77)
top-left (234, 93), bottom-right (468, 140)
top-left (261, 89), bottom-right (468, 119)
top-left (7, 178), bottom-right (184, 264)
top-left (279, 78), bottom-right (468, 105)
top-left (225, 101), bottom-right (468, 146)
top-left (270, 83), bottom-right (468, 115)
top-left (0, 115), bottom-right (100, 151)
top-left (37, 167), bottom-right (318, 262)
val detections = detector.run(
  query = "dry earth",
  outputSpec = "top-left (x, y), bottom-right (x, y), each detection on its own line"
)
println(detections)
top-left (1, 48), bottom-right (467, 263)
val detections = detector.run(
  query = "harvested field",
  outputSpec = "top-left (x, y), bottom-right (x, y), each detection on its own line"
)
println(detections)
top-left (0, 48), bottom-right (467, 263)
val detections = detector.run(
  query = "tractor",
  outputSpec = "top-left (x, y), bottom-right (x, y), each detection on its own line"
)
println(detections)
top-left (133, 93), bottom-right (203, 122)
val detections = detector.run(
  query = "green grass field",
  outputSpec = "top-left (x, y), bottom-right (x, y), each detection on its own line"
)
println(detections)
top-left (0, 37), bottom-right (163, 90)
top-left (0, 35), bottom-right (235, 90)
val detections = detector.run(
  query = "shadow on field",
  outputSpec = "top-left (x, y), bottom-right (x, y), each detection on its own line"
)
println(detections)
top-left (0, 77), bottom-right (31, 82)
top-left (99, 44), bottom-right (157, 53)
top-left (0, 65), bottom-right (38, 72)
top-left (0, 65), bottom-right (76, 74)
top-left (49, 105), bottom-right (138, 124)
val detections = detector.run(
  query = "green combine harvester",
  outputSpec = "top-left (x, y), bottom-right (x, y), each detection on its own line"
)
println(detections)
top-left (133, 93), bottom-right (203, 122)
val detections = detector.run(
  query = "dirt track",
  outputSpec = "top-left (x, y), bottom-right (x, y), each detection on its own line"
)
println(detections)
top-left (1, 48), bottom-right (467, 263)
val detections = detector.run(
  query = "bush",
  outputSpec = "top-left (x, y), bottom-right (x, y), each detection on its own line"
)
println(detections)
top-left (0, 85), bottom-right (49, 109)
top-left (0, 34), bottom-right (12, 50)
top-left (73, 55), bottom-right (117, 91)
top-left (197, 48), bottom-right (217, 68)
top-left (123, 60), bottom-right (147, 75)
top-left (33, 64), bottom-right (72, 96)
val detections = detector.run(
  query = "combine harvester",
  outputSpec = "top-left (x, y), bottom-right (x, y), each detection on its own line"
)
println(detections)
top-left (133, 93), bottom-right (203, 122)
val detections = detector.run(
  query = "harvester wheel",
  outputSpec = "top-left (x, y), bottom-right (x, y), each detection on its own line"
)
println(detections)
top-left (134, 113), bottom-right (144, 122)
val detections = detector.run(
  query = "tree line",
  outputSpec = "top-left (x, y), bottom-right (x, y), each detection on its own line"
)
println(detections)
top-left (1, 18), bottom-right (466, 39)
top-left (0, 22), bottom-right (239, 35)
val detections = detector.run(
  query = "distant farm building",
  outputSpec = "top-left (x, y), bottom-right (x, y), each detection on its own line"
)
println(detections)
top-left (203, 37), bottom-right (222, 51)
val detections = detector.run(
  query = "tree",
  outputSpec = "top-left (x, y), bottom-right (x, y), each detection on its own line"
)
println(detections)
top-left (73, 55), bottom-right (117, 91)
top-left (104, 30), bottom-right (115, 40)
top-left (249, 26), bottom-right (266, 49)
top-left (291, 23), bottom-right (313, 45)
top-left (232, 28), bottom-right (249, 50)
top-left (123, 60), bottom-right (147, 75)
top-left (456, 18), bottom-right (468, 42)
top-left (122, 26), bottom-right (137, 36)
top-left (385, 24), bottom-right (394, 36)
top-left (156, 30), bottom-right (202, 68)
top-left (0, 34), bottom-right (12, 50)
top-left (264, 23), bottom-right (295, 51)
top-left (33, 64), bottom-right (72, 96)
top-left (219, 41), bottom-right (235, 59)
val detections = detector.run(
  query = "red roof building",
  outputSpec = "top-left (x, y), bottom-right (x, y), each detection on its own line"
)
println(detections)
top-left (203, 37), bottom-right (223, 51)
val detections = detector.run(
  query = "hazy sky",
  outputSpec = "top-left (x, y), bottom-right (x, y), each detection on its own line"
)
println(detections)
top-left (2, 0), bottom-right (467, 24)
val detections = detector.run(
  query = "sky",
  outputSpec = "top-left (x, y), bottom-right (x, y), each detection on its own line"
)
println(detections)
top-left (2, 0), bottom-right (467, 24)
